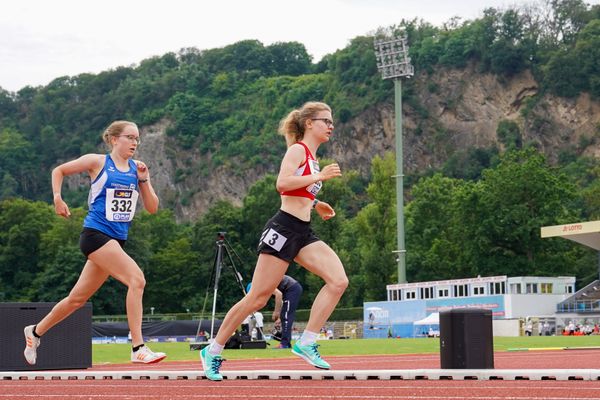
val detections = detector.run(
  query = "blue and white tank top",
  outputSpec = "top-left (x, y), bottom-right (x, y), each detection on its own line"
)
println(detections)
top-left (83, 154), bottom-right (140, 240)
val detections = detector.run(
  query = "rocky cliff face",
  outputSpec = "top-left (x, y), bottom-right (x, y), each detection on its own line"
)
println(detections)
top-left (133, 65), bottom-right (600, 222)
top-left (135, 121), bottom-right (272, 222)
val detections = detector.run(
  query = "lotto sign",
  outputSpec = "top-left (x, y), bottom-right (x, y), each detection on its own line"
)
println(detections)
top-left (114, 190), bottom-right (132, 199)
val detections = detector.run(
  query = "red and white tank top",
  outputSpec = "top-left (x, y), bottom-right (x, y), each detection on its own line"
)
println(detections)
top-left (279, 142), bottom-right (322, 200)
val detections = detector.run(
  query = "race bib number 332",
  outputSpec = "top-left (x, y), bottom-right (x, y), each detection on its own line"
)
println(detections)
top-left (105, 189), bottom-right (139, 222)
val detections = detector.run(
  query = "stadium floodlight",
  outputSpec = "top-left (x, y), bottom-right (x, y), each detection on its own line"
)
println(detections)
top-left (374, 31), bottom-right (413, 284)
top-left (373, 34), bottom-right (414, 80)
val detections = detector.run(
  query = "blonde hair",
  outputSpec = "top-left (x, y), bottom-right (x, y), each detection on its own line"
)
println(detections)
top-left (102, 120), bottom-right (138, 148)
top-left (278, 102), bottom-right (332, 147)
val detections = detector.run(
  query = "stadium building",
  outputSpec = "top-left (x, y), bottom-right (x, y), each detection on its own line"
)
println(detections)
top-left (364, 275), bottom-right (575, 338)
top-left (364, 220), bottom-right (600, 339)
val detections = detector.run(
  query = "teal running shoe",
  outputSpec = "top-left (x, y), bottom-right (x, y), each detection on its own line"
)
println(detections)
top-left (200, 346), bottom-right (225, 381)
top-left (292, 342), bottom-right (330, 369)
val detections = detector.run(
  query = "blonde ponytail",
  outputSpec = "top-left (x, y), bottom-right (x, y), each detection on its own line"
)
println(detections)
top-left (277, 102), bottom-right (331, 147)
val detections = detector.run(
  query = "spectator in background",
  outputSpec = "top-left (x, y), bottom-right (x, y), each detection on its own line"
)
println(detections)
top-left (249, 311), bottom-right (264, 340)
top-left (369, 312), bottom-right (375, 329)
top-left (568, 320), bottom-right (575, 335)
top-left (525, 320), bottom-right (533, 336)
top-left (271, 275), bottom-right (303, 349)
top-left (542, 320), bottom-right (550, 336)
top-left (246, 275), bottom-right (303, 349)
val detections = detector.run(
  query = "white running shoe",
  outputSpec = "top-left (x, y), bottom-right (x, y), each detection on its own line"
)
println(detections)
top-left (24, 325), bottom-right (41, 365)
top-left (131, 345), bottom-right (167, 364)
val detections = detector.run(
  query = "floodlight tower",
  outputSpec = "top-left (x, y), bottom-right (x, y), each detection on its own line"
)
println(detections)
top-left (373, 32), bottom-right (414, 284)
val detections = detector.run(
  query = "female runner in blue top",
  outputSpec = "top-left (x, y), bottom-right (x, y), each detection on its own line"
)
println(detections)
top-left (24, 120), bottom-right (166, 365)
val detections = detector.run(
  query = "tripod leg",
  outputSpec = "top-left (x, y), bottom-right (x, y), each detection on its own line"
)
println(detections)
top-left (209, 242), bottom-right (224, 341)
top-left (224, 243), bottom-right (267, 341)
top-left (195, 241), bottom-right (220, 341)
top-left (224, 243), bottom-right (248, 295)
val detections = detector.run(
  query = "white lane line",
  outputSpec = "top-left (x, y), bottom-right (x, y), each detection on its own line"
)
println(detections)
top-left (1, 395), bottom-right (600, 400)
top-left (1, 383), bottom-right (599, 390)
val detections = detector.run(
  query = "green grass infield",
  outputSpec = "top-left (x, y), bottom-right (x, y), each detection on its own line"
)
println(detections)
top-left (92, 336), bottom-right (600, 364)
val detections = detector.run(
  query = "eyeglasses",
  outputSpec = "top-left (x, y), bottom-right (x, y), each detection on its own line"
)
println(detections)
top-left (311, 118), bottom-right (334, 128)
top-left (118, 135), bottom-right (141, 144)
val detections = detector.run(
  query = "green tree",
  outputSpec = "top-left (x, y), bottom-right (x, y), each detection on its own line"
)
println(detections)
top-left (456, 149), bottom-right (581, 277)
top-left (543, 49), bottom-right (586, 97)
top-left (334, 218), bottom-right (364, 306)
top-left (300, 164), bottom-right (363, 306)
top-left (267, 42), bottom-right (312, 76)
top-left (310, 161), bottom-right (362, 246)
top-left (127, 209), bottom-right (184, 267)
top-left (496, 120), bottom-right (522, 150)
top-left (191, 201), bottom-right (247, 311)
top-left (573, 19), bottom-right (600, 97)
top-left (442, 147), bottom-right (499, 180)
top-left (38, 208), bottom-right (85, 261)
top-left (33, 207), bottom-right (128, 314)
top-left (0, 199), bottom-right (53, 300)
top-left (579, 164), bottom-right (600, 219)
top-left (406, 174), bottom-right (468, 282)
top-left (439, 24), bottom-right (477, 68)
top-left (32, 245), bottom-right (86, 302)
top-left (415, 36), bottom-right (444, 73)
top-left (240, 174), bottom-right (280, 250)
top-left (0, 88), bottom-right (17, 127)
top-left (545, 0), bottom-right (591, 46)
top-left (144, 237), bottom-right (200, 313)
top-left (489, 39), bottom-right (527, 76)
top-left (353, 153), bottom-right (397, 301)
top-left (0, 172), bottom-right (18, 200)
top-left (0, 128), bottom-right (36, 197)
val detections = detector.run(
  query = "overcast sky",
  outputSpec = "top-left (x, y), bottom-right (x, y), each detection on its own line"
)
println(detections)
top-left (0, 0), bottom-right (593, 92)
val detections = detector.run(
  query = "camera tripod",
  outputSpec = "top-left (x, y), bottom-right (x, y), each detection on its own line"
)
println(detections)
top-left (194, 232), bottom-right (265, 346)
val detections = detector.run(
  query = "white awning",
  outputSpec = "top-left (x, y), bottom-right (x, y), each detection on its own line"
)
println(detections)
top-left (540, 220), bottom-right (600, 250)
top-left (413, 312), bottom-right (439, 325)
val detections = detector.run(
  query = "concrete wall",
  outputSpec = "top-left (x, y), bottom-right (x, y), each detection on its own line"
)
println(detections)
top-left (493, 318), bottom-right (520, 336)
top-left (504, 294), bottom-right (568, 318)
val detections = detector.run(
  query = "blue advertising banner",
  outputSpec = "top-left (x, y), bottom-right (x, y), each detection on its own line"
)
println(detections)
top-left (363, 300), bottom-right (427, 338)
top-left (425, 295), bottom-right (505, 318)
top-left (363, 295), bottom-right (506, 339)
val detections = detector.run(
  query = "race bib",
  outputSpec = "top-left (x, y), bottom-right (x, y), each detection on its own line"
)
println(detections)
top-left (261, 228), bottom-right (288, 252)
top-left (306, 159), bottom-right (322, 196)
top-left (105, 189), bottom-right (139, 222)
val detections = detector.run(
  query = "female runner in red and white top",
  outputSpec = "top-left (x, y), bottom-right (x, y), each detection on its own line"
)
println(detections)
top-left (200, 102), bottom-right (348, 380)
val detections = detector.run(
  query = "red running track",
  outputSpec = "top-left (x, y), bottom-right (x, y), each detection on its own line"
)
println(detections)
top-left (88, 349), bottom-right (600, 371)
top-left (2, 350), bottom-right (600, 400)
top-left (2, 380), bottom-right (600, 400)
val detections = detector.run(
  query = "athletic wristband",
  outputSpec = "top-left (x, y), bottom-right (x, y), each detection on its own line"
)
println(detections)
top-left (138, 178), bottom-right (148, 183)
top-left (312, 199), bottom-right (318, 209)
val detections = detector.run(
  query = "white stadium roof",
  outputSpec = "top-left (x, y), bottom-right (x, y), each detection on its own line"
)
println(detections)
top-left (541, 220), bottom-right (600, 250)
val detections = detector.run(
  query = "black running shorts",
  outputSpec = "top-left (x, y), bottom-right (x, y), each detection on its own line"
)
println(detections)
top-left (256, 210), bottom-right (320, 263)
top-left (79, 227), bottom-right (126, 257)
